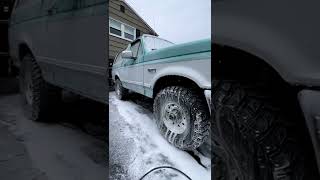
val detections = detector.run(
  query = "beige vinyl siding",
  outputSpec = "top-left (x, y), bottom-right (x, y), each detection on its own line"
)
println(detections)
top-left (109, 33), bottom-right (129, 58)
top-left (109, 0), bottom-right (156, 60)
top-left (109, 6), bottom-right (152, 33)
top-left (109, 2), bottom-right (150, 28)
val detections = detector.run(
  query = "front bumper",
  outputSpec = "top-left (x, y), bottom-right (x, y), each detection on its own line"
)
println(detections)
top-left (204, 90), bottom-right (211, 114)
top-left (298, 89), bottom-right (320, 174)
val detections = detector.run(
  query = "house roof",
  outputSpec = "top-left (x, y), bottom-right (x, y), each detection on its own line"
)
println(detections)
top-left (120, 0), bottom-right (158, 36)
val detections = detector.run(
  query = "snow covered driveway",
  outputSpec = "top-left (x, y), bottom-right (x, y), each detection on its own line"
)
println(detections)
top-left (0, 78), bottom-right (107, 180)
top-left (109, 92), bottom-right (211, 180)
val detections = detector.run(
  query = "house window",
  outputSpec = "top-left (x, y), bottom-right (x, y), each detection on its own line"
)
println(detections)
top-left (110, 19), bottom-right (122, 36)
top-left (120, 5), bottom-right (125, 13)
top-left (124, 25), bottom-right (135, 40)
top-left (109, 18), bottom-right (136, 41)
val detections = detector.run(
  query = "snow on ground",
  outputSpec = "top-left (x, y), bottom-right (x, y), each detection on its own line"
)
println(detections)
top-left (109, 92), bottom-right (211, 180)
top-left (0, 92), bottom-right (107, 180)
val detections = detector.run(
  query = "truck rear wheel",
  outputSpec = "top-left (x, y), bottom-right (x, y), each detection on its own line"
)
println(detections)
top-left (213, 80), bottom-right (316, 180)
top-left (115, 79), bottom-right (128, 100)
top-left (20, 54), bottom-right (61, 121)
top-left (153, 86), bottom-right (210, 150)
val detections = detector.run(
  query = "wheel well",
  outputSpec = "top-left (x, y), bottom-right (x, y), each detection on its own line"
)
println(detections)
top-left (214, 43), bottom-right (318, 165)
top-left (213, 44), bottom-right (285, 84)
top-left (18, 43), bottom-right (33, 61)
top-left (213, 43), bottom-right (302, 113)
top-left (153, 76), bottom-right (203, 98)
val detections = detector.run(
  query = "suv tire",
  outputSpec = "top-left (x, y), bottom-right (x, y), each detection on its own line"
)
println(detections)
top-left (20, 54), bottom-right (61, 121)
top-left (115, 79), bottom-right (128, 100)
top-left (212, 80), bottom-right (315, 180)
top-left (153, 86), bottom-right (210, 150)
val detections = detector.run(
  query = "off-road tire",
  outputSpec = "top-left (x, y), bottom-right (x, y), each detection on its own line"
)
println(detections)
top-left (115, 79), bottom-right (128, 100)
top-left (20, 54), bottom-right (61, 122)
top-left (153, 86), bottom-right (210, 150)
top-left (212, 80), bottom-right (316, 180)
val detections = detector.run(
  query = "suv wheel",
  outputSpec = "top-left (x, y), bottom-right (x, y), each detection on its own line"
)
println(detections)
top-left (213, 80), bottom-right (317, 180)
top-left (153, 86), bottom-right (210, 150)
top-left (20, 54), bottom-right (61, 121)
top-left (115, 79), bottom-right (128, 100)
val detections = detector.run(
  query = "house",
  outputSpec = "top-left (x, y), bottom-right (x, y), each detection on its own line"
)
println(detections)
top-left (108, 0), bottom-right (157, 66)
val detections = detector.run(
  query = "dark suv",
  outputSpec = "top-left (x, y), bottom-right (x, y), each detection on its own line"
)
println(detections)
top-left (9, 0), bottom-right (108, 121)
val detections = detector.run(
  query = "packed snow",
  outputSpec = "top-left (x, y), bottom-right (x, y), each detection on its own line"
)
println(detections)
top-left (109, 92), bottom-right (211, 180)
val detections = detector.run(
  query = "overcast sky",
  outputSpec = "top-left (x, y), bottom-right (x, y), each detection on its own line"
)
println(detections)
top-left (125, 0), bottom-right (211, 44)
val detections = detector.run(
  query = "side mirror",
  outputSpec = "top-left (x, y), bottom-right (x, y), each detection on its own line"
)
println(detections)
top-left (121, 50), bottom-right (134, 59)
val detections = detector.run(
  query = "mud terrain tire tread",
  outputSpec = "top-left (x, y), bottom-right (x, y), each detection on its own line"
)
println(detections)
top-left (115, 79), bottom-right (128, 100)
top-left (154, 86), bottom-right (210, 150)
top-left (20, 54), bottom-right (61, 122)
top-left (213, 80), bottom-right (308, 180)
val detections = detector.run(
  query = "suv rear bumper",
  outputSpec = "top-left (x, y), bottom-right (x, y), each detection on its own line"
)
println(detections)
top-left (298, 89), bottom-right (320, 174)
top-left (204, 90), bottom-right (211, 114)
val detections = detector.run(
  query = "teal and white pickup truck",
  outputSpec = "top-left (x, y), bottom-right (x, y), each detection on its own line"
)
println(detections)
top-left (112, 34), bottom-right (211, 150)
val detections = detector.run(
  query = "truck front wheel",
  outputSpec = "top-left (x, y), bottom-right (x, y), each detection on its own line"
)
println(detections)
top-left (153, 86), bottom-right (210, 150)
top-left (20, 54), bottom-right (61, 121)
top-left (212, 81), bottom-right (317, 180)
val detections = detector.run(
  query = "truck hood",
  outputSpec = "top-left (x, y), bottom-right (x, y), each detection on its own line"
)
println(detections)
top-left (144, 38), bottom-right (211, 62)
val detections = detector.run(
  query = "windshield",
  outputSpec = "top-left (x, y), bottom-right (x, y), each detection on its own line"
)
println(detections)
top-left (143, 36), bottom-right (174, 52)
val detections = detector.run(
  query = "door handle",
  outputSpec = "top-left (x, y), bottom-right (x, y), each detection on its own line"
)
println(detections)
top-left (147, 68), bottom-right (156, 73)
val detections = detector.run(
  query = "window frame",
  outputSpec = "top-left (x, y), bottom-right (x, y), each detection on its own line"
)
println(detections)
top-left (130, 40), bottom-right (142, 59)
top-left (109, 18), bottom-right (122, 37)
top-left (109, 17), bottom-right (136, 42)
top-left (113, 53), bottom-right (122, 65)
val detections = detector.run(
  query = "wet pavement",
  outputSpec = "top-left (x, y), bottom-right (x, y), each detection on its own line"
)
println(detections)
top-left (0, 77), bottom-right (107, 180)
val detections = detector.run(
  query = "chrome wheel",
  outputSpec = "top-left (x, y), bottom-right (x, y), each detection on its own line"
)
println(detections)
top-left (154, 86), bottom-right (210, 150)
top-left (162, 102), bottom-right (188, 134)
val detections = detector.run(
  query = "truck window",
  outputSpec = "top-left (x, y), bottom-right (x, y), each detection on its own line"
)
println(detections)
top-left (114, 53), bottom-right (121, 64)
top-left (130, 40), bottom-right (141, 59)
top-left (14, 0), bottom-right (20, 9)
top-left (144, 36), bottom-right (174, 52)
top-left (15, 0), bottom-right (42, 9)
top-left (15, 0), bottom-right (29, 8)
top-left (53, 0), bottom-right (78, 12)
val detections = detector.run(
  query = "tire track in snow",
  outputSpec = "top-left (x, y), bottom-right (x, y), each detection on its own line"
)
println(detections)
top-left (109, 92), bottom-right (211, 180)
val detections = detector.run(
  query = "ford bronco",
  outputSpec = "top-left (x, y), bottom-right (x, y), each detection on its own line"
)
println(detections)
top-left (214, 0), bottom-right (320, 179)
top-left (9, 0), bottom-right (108, 121)
top-left (112, 34), bottom-right (211, 150)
